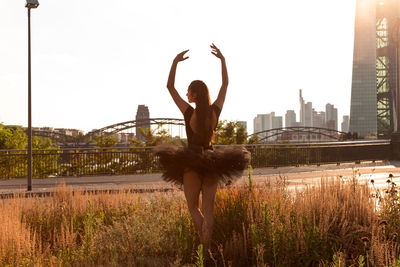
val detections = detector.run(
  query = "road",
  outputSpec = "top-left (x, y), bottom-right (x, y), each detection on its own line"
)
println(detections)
top-left (1, 161), bottom-right (399, 196)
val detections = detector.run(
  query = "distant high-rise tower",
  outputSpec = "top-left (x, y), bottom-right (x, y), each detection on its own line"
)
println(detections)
top-left (253, 112), bottom-right (282, 141)
top-left (313, 110), bottom-right (326, 128)
top-left (299, 89), bottom-right (313, 127)
top-left (349, 0), bottom-right (400, 138)
top-left (135, 105), bottom-right (150, 141)
top-left (272, 116), bottom-right (283, 129)
top-left (253, 114), bottom-right (270, 139)
top-left (253, 115), bottom-right (263, 134)
top-left (285, 110), bottom-right (297, 127)
top-left (342, 115), bottom-right (350, 132)
top-left (300, 89), bottom-right (305, 125)
top-left (304, 102), bottom-right (313, 127)
top-left (325, 103), bottom-right (338, 131)
top-left (253, 113), bottom-right (274, 133)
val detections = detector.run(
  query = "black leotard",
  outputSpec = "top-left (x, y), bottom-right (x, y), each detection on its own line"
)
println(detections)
top-left (183, 104), bottom-right (221, 149)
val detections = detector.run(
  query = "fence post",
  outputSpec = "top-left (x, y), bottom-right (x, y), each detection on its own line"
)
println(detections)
top-left (391, 133), bottom-right (400, 160)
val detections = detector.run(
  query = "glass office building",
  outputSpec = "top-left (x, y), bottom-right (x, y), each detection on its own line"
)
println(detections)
top-left (349, 0), bottom-right (400, 138)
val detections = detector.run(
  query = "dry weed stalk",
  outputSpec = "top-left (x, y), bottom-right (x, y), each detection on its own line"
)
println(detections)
top-left (0, 178), bottom-right (399, 266)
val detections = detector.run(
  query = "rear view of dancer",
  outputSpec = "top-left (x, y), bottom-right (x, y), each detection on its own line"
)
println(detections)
top-left (155, 44), bottom-right (250, 255)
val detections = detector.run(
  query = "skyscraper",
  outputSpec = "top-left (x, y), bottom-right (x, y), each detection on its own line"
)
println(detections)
top-left (285, 110), bottom-right (297, 127)
top-left (253, 115), bottom-right (263, 134)
top-left (299, 89), bottom-right (313, 127)
top-left (253, 112), bottom-right (282, 141)
top-left (313, 110), bottom-right (326, 128)
top-left (342, 115), bottom-right (350, 132)
top-left (300, 89), bottom-right (305, 124)
top-left (349, 0), bottom-right (400, 138)
top-left (304, 102), bottom-right (313, 127)
top-left (272, 116), bottom-right (283, 129)
top-left (254, 113), bottom-right (274, 132)
top-left (326, 103), bottom-right (338, 130)
top-left (253, 114), bottom-right (269, 139)
top-left (135, 105), bottom-right (150, 141)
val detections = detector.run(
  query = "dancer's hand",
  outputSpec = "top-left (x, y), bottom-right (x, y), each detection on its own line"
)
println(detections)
top-left (211, 43), bottom-right (224, 60)
top-left (174, 50), bottom-right (189, 63)
top-left (168, 49), bottom-right (190, 114)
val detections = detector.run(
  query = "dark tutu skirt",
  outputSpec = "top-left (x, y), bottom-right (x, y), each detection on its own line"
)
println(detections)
top-left (154, 144), bottom-right (251, 186)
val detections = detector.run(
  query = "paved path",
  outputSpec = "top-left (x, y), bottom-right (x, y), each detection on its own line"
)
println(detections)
top-left (1, 160), bottom-right (400, 196)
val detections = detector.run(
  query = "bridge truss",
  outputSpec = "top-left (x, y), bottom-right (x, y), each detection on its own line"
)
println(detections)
top-left (250, 126), bottom-right (347, 143)
top-left (32, 118), bottom-right (185, 145)
top-left (88, 118), bottom-right (184, 136)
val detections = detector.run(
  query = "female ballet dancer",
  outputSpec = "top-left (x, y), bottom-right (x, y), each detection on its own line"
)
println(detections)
top-left (155, 44), bottom-right (250, 254)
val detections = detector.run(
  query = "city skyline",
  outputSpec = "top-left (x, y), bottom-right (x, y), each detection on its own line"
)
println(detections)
top-left (1, 0), bottom-right (356, 135)
top-left (6, 92), bottom-right (348, 135)
top-left (253, 89), bottom-right (345, 135)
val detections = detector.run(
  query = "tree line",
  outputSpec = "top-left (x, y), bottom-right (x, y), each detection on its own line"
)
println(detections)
top-left (0, 124), bottom-right (58, 150)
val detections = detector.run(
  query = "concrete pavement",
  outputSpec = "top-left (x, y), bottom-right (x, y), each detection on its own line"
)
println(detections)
top-left (1, 160), bottom-right (400, 197)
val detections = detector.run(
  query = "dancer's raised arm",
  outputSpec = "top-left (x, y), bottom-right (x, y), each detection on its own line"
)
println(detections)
top-left (211, 44), bottom-right (228, 110)
top-left (167, 50), bottom-right (190, 114)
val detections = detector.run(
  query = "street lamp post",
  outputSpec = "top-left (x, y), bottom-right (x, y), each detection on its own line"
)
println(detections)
top-left (26, 0), bottom-right (39, 191)
top-left (396, 18), bottom-right (400, 133)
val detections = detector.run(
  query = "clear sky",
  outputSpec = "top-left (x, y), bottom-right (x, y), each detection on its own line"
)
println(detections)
top-left (1, 0), bottom-right (356, 134)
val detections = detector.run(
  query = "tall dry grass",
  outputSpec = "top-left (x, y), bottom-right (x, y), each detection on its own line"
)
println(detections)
top-left (0, 177), bottom-right (399, 266)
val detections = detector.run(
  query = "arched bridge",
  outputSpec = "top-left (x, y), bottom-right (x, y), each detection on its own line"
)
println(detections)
top-left (32, 118), bottom-right (185, 144)
top-left (88, 118), bottom-right (184, 136)
top-left (250, 126), bottom-right (348, 143)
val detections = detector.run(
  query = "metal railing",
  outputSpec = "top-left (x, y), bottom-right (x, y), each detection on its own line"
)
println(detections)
top-left (0, 141), bottom-right (392, 179)
top-left (0, 147), bottom-right (161, 179)
top-left (247, 140), bottom-right (391, 168)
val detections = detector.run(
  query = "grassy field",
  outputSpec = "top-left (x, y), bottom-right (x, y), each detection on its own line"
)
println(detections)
top-left (1, 174), bottom-right (400, 266)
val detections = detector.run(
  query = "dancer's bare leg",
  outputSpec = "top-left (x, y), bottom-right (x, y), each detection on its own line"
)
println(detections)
top-left (201, 177), bottom-right (218, 253)
top-left (183, 170), bottom-right (204, 236)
